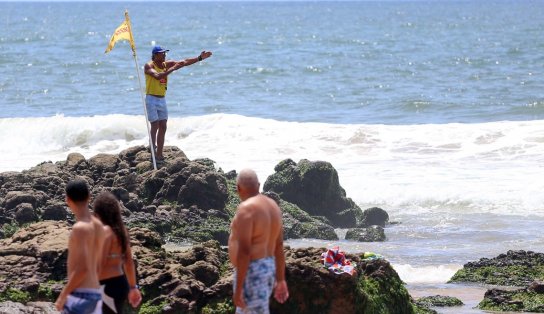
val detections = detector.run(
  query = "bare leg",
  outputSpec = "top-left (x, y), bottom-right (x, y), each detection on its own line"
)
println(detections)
top-left (156, 119), bottom-right (167, 159)
top-left (150, 121), bottom-right (159, 152)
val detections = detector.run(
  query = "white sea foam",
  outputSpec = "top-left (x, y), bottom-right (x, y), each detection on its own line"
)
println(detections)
top-left (393, 264), bottom-right (462, 284)
top-left (1, 114), bottom-right (543, 216)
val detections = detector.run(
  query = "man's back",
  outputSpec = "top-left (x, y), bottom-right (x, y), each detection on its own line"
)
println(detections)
top-left (246, 194), bottom-right (282, 260)
top-left (229, 169), bottom-right (289, 311)
top-left (67, 216), bottom-right (105, 289)
top-left (229, 194), bottom-right (282, 265)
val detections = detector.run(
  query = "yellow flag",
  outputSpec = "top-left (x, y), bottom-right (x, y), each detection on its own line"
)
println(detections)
top-left (105, 11), bottom-right (135, 54)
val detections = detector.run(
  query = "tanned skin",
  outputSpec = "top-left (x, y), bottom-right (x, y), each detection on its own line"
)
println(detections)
top-left (228, 169), bottom-right (289, 310)
top-left (55, 181), bottom-right (105, 311)
top-left (143, 49), bottom-right (212, 160)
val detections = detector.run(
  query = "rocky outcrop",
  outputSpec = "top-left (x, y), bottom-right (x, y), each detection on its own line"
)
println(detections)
top-left (0, 147), bottom-right (411, 312)
top-left (415, 295), bottom-right (463, 307)
top-left (450, 250), bottom-right (544, 313)
top-left (0, 146), bottom-right (233, 245)
top-left (269, 247), bottom-right (415, 314)
top-left (449, 250), bottom-right (544, 286)
top-left (345, 225), bottom-right (386, 242)
top-left (478, 286), bottom-right (544, 312)
top-left (0, 221), bottom-right (69, 295)
top-left (0, 222), bottom-right (232, 313)
top-left (263, 159), bottom-right (363, 228)
top-left (264, 191), bottom-right (338, 240)
top-left (227, 175), bottom-right (339, 241)
top-left (1, 147), bottom-right (372, 244)
top-left (0, 221), bottom-right (422, 314)
top-left (359, 207), bottom-right (389, 227)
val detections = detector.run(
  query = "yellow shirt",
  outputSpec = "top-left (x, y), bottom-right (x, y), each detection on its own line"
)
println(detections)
top-left (145, 62), bottom-right (167, 96)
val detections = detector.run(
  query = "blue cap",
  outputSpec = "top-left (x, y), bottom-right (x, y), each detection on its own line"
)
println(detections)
top-left (152, 45), bottom-right (169, 54)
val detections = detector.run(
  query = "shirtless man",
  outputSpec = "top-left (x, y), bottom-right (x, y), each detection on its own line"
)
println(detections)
top-left (228, 169), bottom-right (289, 313)
top-left (55, 179), bottom-right (105, 314)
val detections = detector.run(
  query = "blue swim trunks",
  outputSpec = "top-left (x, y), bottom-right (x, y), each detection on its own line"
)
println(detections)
top-left (234, 256), bottom-right (276, 314)
top-left (145, 94), bottom-right (168, 122)
top-left (62, 288), bottom-right (102, 314)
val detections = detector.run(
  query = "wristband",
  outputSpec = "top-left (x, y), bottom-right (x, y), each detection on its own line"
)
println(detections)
top-left (130, 285), bottom-right (140, 290)
top-left (198, 55), bottom-right (203, 62)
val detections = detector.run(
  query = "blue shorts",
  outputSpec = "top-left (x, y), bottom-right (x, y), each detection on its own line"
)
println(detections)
top-left (234, 256), bottom-right (276, 314)
top-left (145, 94), bottom-right (168, 122)
top-left (63, 288), bottom-right (102, 314)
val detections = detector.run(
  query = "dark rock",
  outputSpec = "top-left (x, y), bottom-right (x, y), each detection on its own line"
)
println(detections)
top-left (359, 207), bottom-right (389, 227)
top-left (112, 172), bottom-right (138, 193)
top-left (108, 187), bottom-right (130, 203)
top-left (128, 227), bottom-right (163, 251)
top-left (3, 191), bottom-right (37, 211)
top-left (186, 260), bottom-right (220, 287)
top-left (449, 250), bottom-right (544, 286)
top-left (263, 159), bottom-right (362, 228)
top-left (416, 295), bottom-right (463, 307)
top-left (528, 280), bottom-right (544, 294)
top-left (14, 203), bottom-right (38, 224)
top-left (88, 153), bottom-right (120, 174)
top-left (118, 146), bottom-right (146, 166)
top-left (66, 153), bottom-right (85, 168)
top-left (0, 220), bottom-right (421, 314)
top-left (263, 191), bottom-right (338, 241)
top-left (177, 172), bottom-right (228, 211)
top-left (345, 226), bottom-right (386, 242)
top-left (268, 247), bottom-right (414, 314)
top-left (41, 203), bottom-right (67, 221)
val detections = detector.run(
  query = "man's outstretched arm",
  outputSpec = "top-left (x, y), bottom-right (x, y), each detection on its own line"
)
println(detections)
top-left (167, 51), bottom-right (212, 69)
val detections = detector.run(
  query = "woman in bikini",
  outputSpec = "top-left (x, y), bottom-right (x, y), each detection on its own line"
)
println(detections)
top-left (93, 191), bottom-right (142, 313)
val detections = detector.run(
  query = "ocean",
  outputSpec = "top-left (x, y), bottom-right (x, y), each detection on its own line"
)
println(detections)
top-left (1, 1), bottom-right (544, 312)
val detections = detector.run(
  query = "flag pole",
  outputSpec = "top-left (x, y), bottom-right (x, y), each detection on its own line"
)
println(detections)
top-left (125, 10), bottom-right (158, 170)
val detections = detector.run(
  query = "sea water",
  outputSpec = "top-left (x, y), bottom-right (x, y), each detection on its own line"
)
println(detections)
top-left (1, 1), bottom-right (544, 312)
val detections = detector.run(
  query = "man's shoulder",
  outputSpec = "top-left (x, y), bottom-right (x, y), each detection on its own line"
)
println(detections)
top-left (72, 218), bottom-right (103, 236)
top-left (71, 221), bottom-right (93, 238)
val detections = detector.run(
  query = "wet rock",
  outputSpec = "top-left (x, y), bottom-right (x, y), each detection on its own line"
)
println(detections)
top-left (359, 207), bottom-right (389, 227)
top-left (416, 295), bottom-right (463, 307)
top-left (345, 225), bottom-right (386, 242)
top-left (268, 247), bottom-right (414, 314)
top-left (264, 191), bottom-right (338, 240)
top-left (263, 159), bottom-right (362, 228)
top-left (478, 287), bottom-right (544, 312)
top-left (449, 250), bottom-right (544, 286)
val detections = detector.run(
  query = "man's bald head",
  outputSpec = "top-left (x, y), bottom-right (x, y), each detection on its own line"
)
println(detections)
top-left (237, 168), bottom-right (260, 195)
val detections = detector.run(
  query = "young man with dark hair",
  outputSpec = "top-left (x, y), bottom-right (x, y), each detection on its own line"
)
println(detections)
top-left (55, 179), bottom-right (106, 314)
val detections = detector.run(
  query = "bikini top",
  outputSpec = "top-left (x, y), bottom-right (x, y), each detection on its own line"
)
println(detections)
top-left (106, 252), bottom-right (126, 259)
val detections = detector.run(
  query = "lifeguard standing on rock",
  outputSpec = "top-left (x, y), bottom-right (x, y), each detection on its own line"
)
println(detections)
top-left (144, 45), bottom-right (212, 164)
